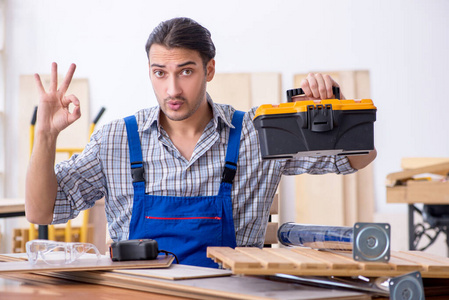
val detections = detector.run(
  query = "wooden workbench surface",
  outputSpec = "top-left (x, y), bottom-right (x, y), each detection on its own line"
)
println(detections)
top-left (0, 272), bottom-right (187, 300)
top-left (0, 198), bottom-right (25, 214)
top-left (0, 254), bottom-right (371, 299)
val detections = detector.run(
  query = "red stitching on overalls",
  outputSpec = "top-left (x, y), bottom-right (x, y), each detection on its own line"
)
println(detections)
top-left (145, 216), bottom-right (221, 220)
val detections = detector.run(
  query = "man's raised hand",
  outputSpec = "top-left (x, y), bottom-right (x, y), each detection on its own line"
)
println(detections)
top-left (34, 62), bottom-right (81, 135)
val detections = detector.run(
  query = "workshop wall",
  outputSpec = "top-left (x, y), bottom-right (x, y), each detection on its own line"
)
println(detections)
top-left (3, 0), bottom-right (449, 252)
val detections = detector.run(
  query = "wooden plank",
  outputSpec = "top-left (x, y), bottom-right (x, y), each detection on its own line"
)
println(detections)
top-left (113, 264), bottom-right (232, 280)
top-left (291, 248), bottom-right (359, 270)
top-left (355, 164), bottom-right (375, 223)
top-left (250, 73), bottom-right (282, 106)
top-left (58, 268), bottom-right (370, 300)
top-left (263, 247), bottom-right (328, 270)
top-left (263, 222), bottom-right (278, 245)
top-left (207, 72), bottom-right (282, 111)
top-left (355, 71), bottom-right (371, 99)
top-left (407, 181), bottom-right (449, 204)
top-left (386, 186), bottom-right (407, 203)
top-left (206, 247), bottom-right (261, 270)
top-left (89, 198), bottom-right (107, 254)
top-left (331, 251), bottom-right (392, 271)
top-left (235, 247), bottom-right (295, 270)
top-left (397, 251), bottom-right (449, 272)
top-left (406, 250), bottom-right (449, 264)
top-left (295, 173), bottom-right (345, 226)
top-left (386, 162), bottom-right (449, 183)
top-left (401, 157), bottom-right (449, 170)
top-left (387, 180), bottom-right (449, 204)
top-left (0, 272), bottom-right (179, 300)
top-left (207, 73), bottom-right (252, 111)
top-left (343, 172), bottom-right (358, 226)
top-left (0, 252), bottom-right (370, 299)
top-left (0, 254), bottom-right (26, 262)
top-left (264, 194), bottom-right (279, 245)
top-left (389, 251), bottom-right (425, 272)
top-left (0, 256), bottom-right (173, 274)
top-left (0, 198), bottom-right (24, 214)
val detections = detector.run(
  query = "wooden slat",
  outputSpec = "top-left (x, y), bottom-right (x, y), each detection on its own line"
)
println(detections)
top-left (235, 247), bottom-right (295, 270)
top-left (263, 222), bottom-right (278, 245)
top-left (263, 247), bottom-right (328, 270)
top-left (0, 256), bottom-right (173, 274)
top-left (292, 248), bottom-right (359, 270)
top-left (206, 247), bottom-right (261, 270)
top-left (332, 251), bottom-right (392, 271)
top-left (406, 250), bottom-right (449, 264)
top-left (0, 254), bottom-right (26, 262)
top-left (396, 251), bottom-right (449, 272)
top-left (384, 251), bottom-right (424, 272)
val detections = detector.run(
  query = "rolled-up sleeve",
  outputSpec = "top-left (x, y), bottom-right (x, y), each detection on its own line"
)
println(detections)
top-left (52, 131), bottom-right (107, 224)
top-left (281, 155), bottom-right (357, 176)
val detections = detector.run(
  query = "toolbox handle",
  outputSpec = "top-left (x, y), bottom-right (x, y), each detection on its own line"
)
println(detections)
top-left (287, 86), bottom-right (340, 102)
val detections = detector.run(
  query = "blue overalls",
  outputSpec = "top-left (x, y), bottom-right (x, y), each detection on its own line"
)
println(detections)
top-left (123, 110), bottom-right (244, 268)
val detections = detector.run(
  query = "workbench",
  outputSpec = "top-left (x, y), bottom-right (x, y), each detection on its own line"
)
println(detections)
top-left (0, 198), bottom-right (49, 241)
top-left (4, 247), bottom-right (449, 299)
top-left (0, 273), bottom-right (185, 300)
top-left (0, 198), bottom-right (25, 218)
top-left (0, 264), bottom-right (372, 300)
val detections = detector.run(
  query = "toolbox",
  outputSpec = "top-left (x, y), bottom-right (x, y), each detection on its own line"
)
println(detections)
top-left (253, 87), bottom-right (377, 159)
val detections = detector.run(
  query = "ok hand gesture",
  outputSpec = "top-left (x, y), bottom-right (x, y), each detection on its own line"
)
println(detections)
top-left (34, 62), bottom-right (81, 136)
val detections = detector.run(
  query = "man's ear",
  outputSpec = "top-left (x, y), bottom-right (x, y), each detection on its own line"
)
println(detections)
top-left (206, 59), bottom-right (215, 82)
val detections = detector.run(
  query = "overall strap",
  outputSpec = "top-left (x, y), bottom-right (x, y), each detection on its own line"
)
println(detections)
top-left (221, 110), bottom-right (245, 184)
top-left (124, 116), bottom-right (145, 184)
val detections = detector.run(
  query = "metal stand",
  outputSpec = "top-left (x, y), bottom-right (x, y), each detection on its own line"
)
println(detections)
top-left (408, 204), bottom-right (449, 256)
top-left (389, 271), bottom-right (424, 300)
top-left (38, 225), bottom-right (48, 240)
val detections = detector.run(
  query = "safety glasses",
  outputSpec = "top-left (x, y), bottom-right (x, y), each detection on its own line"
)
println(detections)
top-left (26, 239), bottom-right (101, 265)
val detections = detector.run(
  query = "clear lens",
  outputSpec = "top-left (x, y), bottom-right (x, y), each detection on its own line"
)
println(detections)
top-left (26, 239), bottom-right (101, 265)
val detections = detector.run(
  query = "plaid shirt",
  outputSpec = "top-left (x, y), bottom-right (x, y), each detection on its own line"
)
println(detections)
top-left (53, 96), bottom-right (356, 247)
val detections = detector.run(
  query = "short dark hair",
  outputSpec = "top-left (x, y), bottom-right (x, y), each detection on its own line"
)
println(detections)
top-left (145, 17), bottom-right (216, 68)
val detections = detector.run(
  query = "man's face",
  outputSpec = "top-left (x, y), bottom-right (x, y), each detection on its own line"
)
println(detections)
top-left (148, 44), bottom-right (215, 122)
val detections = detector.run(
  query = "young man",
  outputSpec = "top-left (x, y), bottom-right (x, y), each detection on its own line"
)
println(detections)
top-left (25, 17), bottom-right (376, 267)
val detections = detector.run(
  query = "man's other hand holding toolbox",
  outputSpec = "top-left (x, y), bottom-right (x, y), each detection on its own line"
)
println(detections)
top-left (253, 86), bottom-right (376, 159)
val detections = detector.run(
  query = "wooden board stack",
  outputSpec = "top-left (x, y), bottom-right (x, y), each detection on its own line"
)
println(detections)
top-left (0, 254), bottom-right (370, 299)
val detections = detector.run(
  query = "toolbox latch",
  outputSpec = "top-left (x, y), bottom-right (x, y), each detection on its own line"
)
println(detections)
top-left (308, 104), bottom-right (334, 132)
